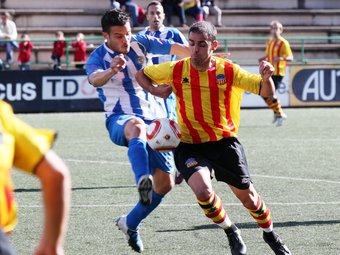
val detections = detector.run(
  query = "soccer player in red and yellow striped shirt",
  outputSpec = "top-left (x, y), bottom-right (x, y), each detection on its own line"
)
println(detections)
top-left (259, 20), bottom-right (293, 126)
top-left (136, 21), bottom-right (292, 255)
top-left (0, 100), bottom-right (71, 255)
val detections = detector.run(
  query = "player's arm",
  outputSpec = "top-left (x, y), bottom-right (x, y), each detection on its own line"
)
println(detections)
top-left (88, 54), bottom-right (126, 87)
top-left (34, 150), bottom-right (71, 255)
top-left (277, 55), bottom-right (293, 62)
top-left (259, 60), bottom-right (275, 98)
top-left (169, 43), bottom-right (190, 58)
top-left (136, 68), bottom-right (172, 99)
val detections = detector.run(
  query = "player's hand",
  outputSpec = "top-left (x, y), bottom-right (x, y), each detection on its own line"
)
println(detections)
top-left (110, 54), bottom-right (126, 73)
top-left (259, 60), bottom-right (274, 81)
top-left (150, 85), bottom-right (172, 99)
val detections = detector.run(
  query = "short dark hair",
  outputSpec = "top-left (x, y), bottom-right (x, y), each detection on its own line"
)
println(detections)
top-left (146, 1), bottom-right (163, 13)
top-left (189, 21), bottom-right (217, 42)
top-left (101, 9), bottom-right (130, 33)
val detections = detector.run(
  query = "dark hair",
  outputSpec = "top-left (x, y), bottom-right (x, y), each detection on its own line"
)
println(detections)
top-left (146, 1), bottom-right (162, 13)
top-left (189, 21), bottom-right (217, 41)
top-left (101, 9), bottom-right (130, 33)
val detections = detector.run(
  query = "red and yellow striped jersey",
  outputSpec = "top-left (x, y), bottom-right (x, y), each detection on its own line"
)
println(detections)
top-left (265, 37), bottom-right (293, 76)
top-left (0, 101), bottom-right (55, 233)
top-left (143, 57), bottom-right (262, 144)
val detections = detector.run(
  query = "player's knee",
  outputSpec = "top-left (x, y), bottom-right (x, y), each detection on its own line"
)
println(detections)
top-left (154, 176), bottom-right (173, 195)
top-left (194, 187), bottom-right (214, 201)
top-left (238, 191), bottom-right (259, 210)
top-left (125, 117), bottom-right (146, 140)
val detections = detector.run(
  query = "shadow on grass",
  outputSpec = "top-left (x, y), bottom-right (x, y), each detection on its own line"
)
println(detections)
top-left (15, 185), bottom-right (135, 193)
top-left (157, 220), bottom-right (340, 233)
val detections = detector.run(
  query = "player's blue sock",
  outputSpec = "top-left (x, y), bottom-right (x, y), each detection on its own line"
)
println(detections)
top-left (128, 137), bottom-right (149, 184)
top-left (126, 191), bottom-right (164, 230)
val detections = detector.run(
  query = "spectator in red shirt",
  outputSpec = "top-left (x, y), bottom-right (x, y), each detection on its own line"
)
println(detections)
top-left (72, 33), bottom-right (87, 69)
top-left (18, 33), bottom-right (33, 70)
top-left (51, 31), bottom-right (66, 70)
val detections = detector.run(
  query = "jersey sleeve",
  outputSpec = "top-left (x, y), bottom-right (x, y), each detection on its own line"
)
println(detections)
top-left (172, 28), bottom-right (188, 45)
top-left (1, 102), bottom-right (56, 173)
top-left (282, 40), bottom-right (293, 58)
top-left (86, 50), bottom-right (104, 76)
top-left (233, 64), bottom-right (262, 95)
top-left (136, 34), bottom-right (172, 55)
top-left (143, 61), bottom-right (174, 85)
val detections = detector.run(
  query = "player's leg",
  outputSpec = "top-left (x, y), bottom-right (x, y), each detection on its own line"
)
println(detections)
top-left (106, 115), bottom-right (152, 205)
top-left (221, 138), bottom-right (291, 255)
top-left (210, 6), bottom-right (222, 27)
top-left (117, 149), bottom-right (174, 252)
top-left (174, 142), bottom-right (247, 255)
top-left (230, 184), bottom-right (292, 255)
top-left (263, 75), bottom-right (286, 126)
top-left (124, 117), bottom-right (154, 205)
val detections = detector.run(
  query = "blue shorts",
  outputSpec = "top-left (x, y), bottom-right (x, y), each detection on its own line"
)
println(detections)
top-left (106, 114), bottom-right (175, 175)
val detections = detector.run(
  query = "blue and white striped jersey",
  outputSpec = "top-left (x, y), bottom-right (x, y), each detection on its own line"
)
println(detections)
top-left (86, 34), bottom-right (173, 121)
top-left (137, 25), bottom-right (188, 65)
top-left (137, 25), bottom-right (188, 120)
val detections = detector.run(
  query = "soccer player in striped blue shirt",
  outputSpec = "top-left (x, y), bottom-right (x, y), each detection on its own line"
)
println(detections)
top-left (86, 9), bottom-right (188, 253)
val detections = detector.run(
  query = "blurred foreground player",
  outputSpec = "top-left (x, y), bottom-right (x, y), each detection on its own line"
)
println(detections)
top-left (86, 9), bottom-right (189, 253)
top-left (259, 20), bottom-right (293, 126)
top-left (0, 100), bottom-right (71, 255)
top-left (136, 21), bottom-right (292, 255)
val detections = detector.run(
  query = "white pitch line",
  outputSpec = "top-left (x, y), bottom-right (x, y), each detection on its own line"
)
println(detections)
top-left (65, 159), bottom-right (129, 165)
top-left (65, 159), bottom-right (340, 184)
top-left (252, 174), bottom-right (340, 185)
top-left (19, 201), bottom-right (340, 209)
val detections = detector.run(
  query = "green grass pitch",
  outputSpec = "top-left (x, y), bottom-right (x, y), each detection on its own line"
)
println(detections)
top-left (9, 108), bottom-right (340, 254)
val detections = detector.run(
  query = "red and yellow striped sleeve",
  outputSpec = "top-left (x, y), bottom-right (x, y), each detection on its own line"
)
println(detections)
top-left (0, 100), bottom-right (56, 232)
top-left (143, 61), bottom-right (176, 86)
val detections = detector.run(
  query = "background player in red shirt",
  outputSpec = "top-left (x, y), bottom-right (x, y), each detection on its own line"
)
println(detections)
top-left (72, 33), bottom-right (87, 69)
top-left (18, 33), bottom-right (33, 70)
top-left (51, 31), bottom-right (66, 70)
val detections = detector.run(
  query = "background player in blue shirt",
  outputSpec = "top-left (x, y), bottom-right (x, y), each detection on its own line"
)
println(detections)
top-left (137, 0), bottom-right (187, 121)
top-left (138, 1), bottom-right (188, 185)
top-left (86, 9), bottom-right (188, 253)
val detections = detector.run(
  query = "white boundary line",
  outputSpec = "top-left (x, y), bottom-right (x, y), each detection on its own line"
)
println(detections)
top-left (252, 174), bottom-right (340, 185)
top-left (65, 158), bottom-right (340, 184)
top-left (19, 201), bottom-right (340, 208)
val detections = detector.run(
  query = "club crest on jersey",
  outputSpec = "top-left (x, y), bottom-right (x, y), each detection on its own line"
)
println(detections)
top-left (185, 158), bottom-right (198, 168)
top-left (137, 56), bottom-right (145, 64)
top-left (216, 74), bottom-right (226, 85)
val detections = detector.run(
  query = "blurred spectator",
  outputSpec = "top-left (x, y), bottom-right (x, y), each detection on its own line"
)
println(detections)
top-left (110, 0), bottom-right (120, 9)
top-left (0, 12), bottom-right (18, 68)
top-left (117, 0), bottom-right (145, 27)
top-left (72, 33), bottom-right (87, 69)
top-left (183, 0), bottom-right (203, 22)
top-left (18, 33), bottom-right (33, 70)
top-left (51, 31), bottom-right (66, 70)
top-left (202, 0), bottom-right (222, 27)
top-left (161, 0), bottom-right (188, 27)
